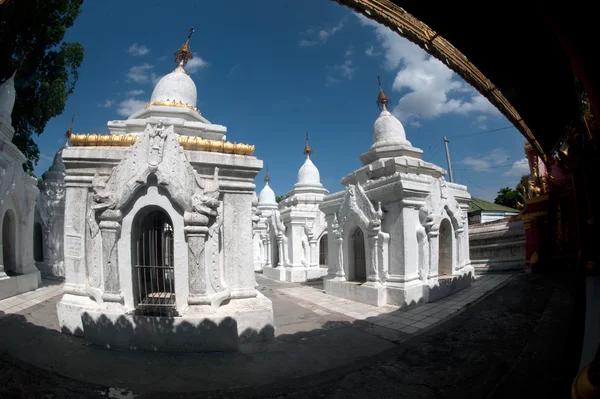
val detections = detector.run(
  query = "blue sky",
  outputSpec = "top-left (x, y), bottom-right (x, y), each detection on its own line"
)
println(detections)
top-left (34, 0), bottom-right (530, 202)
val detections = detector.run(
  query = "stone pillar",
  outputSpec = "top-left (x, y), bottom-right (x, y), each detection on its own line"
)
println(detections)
top-left (332, 219), bottom-right (346, 281)
top-left (287, 221), bottom-right (305, 267)
top-left (309, 239), bottom-right (318, 267)
top-left (185, 212), bottom-right (209, 305)
top-left (265, 236), bottom-right (272, 267)
top-left (276, 236), bottom-right (284, 267)
top-left (62, 176), bottom-right (92, 297)
top-left (366, 233), bottom-right (380, 283)
top-left (454, 227), bottom-right (464, 273)
top-left (428, 230), bottom-right (440, 279)
top-left (99, 209), bottom-right (123, 304)
top-left (222, 191), bottom-right (257, 299)
top-left (20, 183), bottom-right (40, 275)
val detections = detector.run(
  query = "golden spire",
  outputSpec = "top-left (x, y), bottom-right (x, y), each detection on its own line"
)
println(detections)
top-left (264, 165), bottom-right (271, 183)
top-left (376, 75), bottom-right (390, 111)
top-left (303, 132), bottom-right (312, 156)
top-left (175, 28), bottom-right (194, 67)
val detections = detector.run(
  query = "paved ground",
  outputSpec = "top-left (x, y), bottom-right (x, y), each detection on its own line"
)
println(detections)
top-left (0, 272), bottom-right (583, 398)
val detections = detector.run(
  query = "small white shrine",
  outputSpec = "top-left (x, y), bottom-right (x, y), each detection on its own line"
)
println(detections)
top-left (320, 78), bottom-right (474, 307)
top-left (55, 30), bottom-right (274, 352)
top-left (253, 168), bottom-right (278, 271)
top-left (35, 132), bottom-right (68, 278)
top-left (0, 71), bottom-right (41, 300)
top-left (262, 136), bottom-right (329, 282)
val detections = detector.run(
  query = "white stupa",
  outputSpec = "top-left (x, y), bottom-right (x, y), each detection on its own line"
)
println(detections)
top-left (263, 134), bottom-right (329, 283)
top-left (107, 28), bottom-right (226, 140)
top-left (320, 76), bottom-right (473, 308)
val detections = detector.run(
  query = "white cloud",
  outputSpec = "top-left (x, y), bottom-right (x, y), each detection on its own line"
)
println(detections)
top-left (300, 20), bottom-right (344, 47)
top-left (126, 64), bottom-right (158, 84)
top-left (117, 98), bottom-right (146, 117)
top-left (332, 59), bottom-right (355, 80)
top-left (325, 76), bottom-right (340, 87)
top-left (365, 45), bottom-right (380, 57)
top-left (127, 89), bottom-right (144, 97)
top-left (98, 99), bottom-right (113, 108)
top-left (185, 53), bottom-right (208, 74)
top-left (357, 14), bottom-right (500, 123)
top-left (158, 55), bottom-right (167, 61)
top-left (462, 148), bottom-right (510, 171)
top-left (128, 43), bottom-right (149, 56)
top-left (345, 48), bottom-right (353, 57)
top-left (505, 158), bottom-right (530, 176)
top-left (228, 64), bottom-right (241, 77)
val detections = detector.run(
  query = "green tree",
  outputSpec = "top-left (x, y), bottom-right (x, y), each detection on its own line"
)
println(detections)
top-left (0, 0), bottom-right (85, 172)
top-left (275, 195), bottom-right (287, 204)
top-left (494, 187), bottom-right (521, 209)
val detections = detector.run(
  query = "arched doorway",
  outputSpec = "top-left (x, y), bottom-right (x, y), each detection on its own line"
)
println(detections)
top-left (319, 233), bottom-right (328, 267)
top-left (33, 222), bottom-right (44, 262)
top-left (349, 227), bottom-right (367, 282)
top-left (132, 208), bottom-right (175, 316)
top-left (438, 219), bottom-right (453, 276)
top-left (2, 210), bottom-right (17, 275)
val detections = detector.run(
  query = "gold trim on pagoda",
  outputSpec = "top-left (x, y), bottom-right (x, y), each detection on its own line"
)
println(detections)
top-left (145, 99), bottom-right (201, 114)
top-left (69, 133), bottom-right (255, 155)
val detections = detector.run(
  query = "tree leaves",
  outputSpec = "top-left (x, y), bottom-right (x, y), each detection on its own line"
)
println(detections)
top-left (0, 0), bottom-right (84, 173)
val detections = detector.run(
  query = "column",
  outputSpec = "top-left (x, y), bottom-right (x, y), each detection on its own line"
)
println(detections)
top-left (265, 236), bottom-right (272, 267)
top-left (185, 212), bottom-right (209, 305)
top-left (454, 227), bottom-right (464, 272)
top-left (309, 239), bottom-right (318, 267)
top-left (277, 236), bottom-right (284, 267)
top-left (366, 233), bottom-right (380, 283)
top-left (99, 209), bottom-right (123, 304)
top-left (333, 226), bottom-right (345, 281)
top-left (62, 176), bottom-right (92, 297)
top-left (20, 185), bottom-right (39, 275)
top-left (428, 230), bottom-right (440, 279)
top-left (222, 191), bottom-right (257, 298)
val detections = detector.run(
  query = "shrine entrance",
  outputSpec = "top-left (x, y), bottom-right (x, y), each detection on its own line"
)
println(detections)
top-left (319, 233), bottom-right (328, 267)
top-left (438, 218), bottom-right (453, 276)
top-left (132, 208), bottom-right (176, 317)
top-left (2, 210), bottom-right (17, 275)
top-left (349, 227), bottom-right (367, 283)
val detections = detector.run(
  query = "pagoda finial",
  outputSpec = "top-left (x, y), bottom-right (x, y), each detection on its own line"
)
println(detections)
top-left (64, 113), bottom-right (75, 147)
top-left (303, 132), bottom-right (312, 156)
top-left (175, 28), bottom-right (194, 67)
top-left (376, 75), bottom-right (390, 111)
top-left (264, 165), bottom-right (271, 183)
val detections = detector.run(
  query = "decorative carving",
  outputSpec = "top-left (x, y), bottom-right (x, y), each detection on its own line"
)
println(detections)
top-left (338, 183), bottom-right (383, 233)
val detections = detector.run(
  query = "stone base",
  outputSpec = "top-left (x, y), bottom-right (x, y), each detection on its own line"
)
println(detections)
top-left (385, 279), bottom-right (425, 307)
top-left (0, 270), bottom-right (41, 301)
top-left (56, 293), bottom-right (274, 353)
top-left (324, 279), bottom-right (387, 306)
top-left (36, 261), bottom-right (65, 278)
top-left (263, 266), bottom-right (328, 283)
top-left (324, 269), bottom-right (474, 308)
top-left (427, 269), bottom-right (474, 303)
top-left (472, 259), bottom-right (524, 273)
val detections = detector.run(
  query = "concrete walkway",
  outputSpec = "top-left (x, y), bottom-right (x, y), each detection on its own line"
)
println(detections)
top-left (0, 271), bottom-right (574, 399)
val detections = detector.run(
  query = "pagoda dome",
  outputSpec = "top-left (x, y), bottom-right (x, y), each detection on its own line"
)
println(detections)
top-left (149, 66), bottom-right (197, 109)
top-left (372, 109), bottom-right (408, 147)
top-left (258, 183), bottom-right (277, 205)
top-left (297, 156), bottom-right (321, 186)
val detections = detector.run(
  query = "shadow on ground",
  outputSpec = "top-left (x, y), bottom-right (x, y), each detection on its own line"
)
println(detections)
top-left (0, 272), bottom-right (586, 398)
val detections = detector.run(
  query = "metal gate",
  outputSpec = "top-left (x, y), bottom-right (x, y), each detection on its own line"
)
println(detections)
top-left (352, 228), bottom-right (367, 282)
top-left (134, 210), bottom-right (176, 317)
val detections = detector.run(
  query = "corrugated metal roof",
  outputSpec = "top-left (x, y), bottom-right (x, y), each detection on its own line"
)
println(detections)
top-left (468, 197), bottom-right (519, 213)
